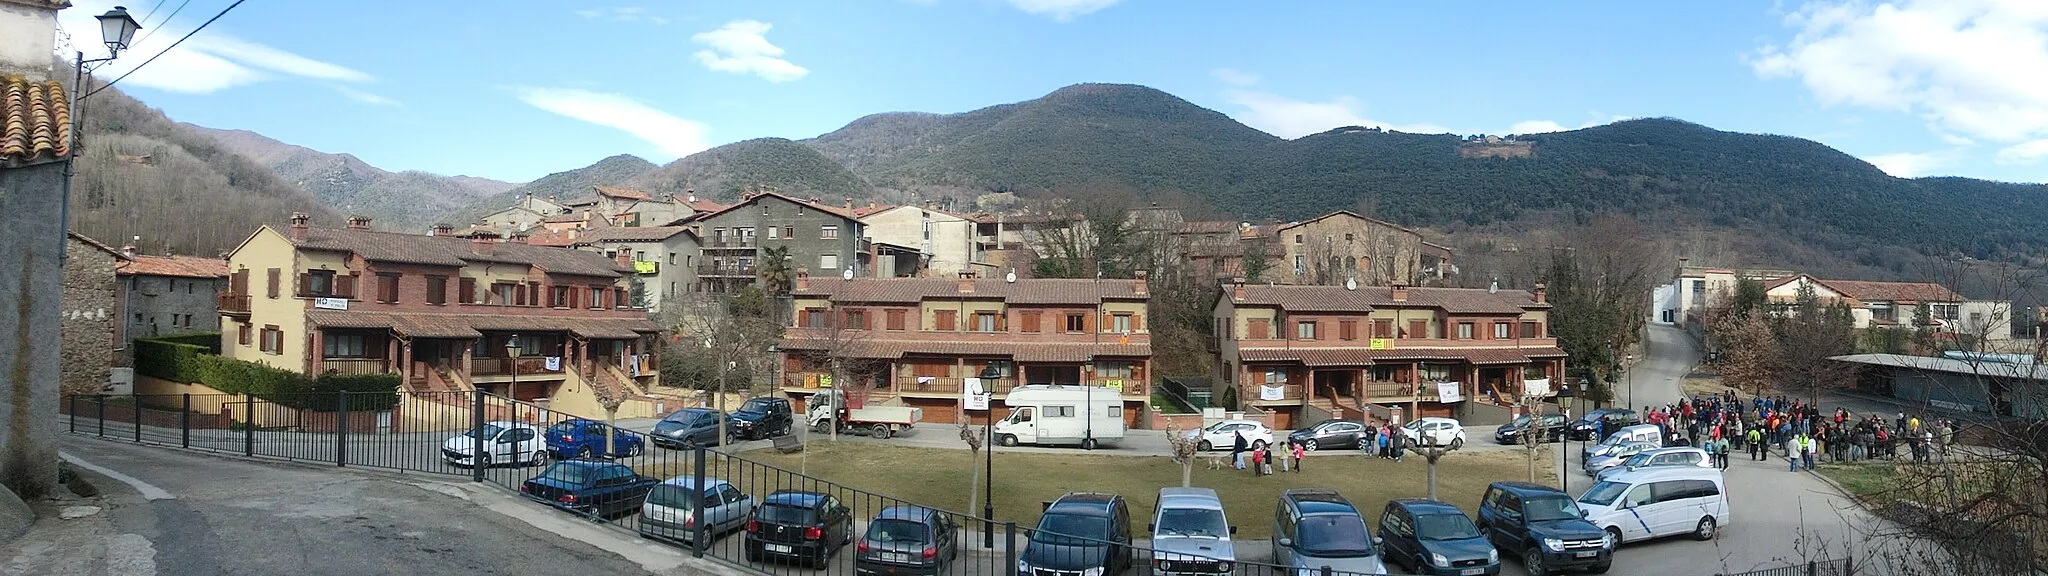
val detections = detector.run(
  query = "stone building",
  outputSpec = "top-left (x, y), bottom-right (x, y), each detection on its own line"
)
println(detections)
top-left (115, 248), bottom-right (229, 358)
top-left (62, 233), bottom-right (124, 397)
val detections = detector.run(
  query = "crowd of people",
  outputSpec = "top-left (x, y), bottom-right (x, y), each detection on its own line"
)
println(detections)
top-left (1227, 421), bottom-right (1412, 477)
top-left (1604, 390), bottom-right (1963, 472)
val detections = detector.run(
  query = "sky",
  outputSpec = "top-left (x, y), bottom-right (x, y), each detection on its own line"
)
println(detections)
top-left (51, 0), bottom-right (2048, 184)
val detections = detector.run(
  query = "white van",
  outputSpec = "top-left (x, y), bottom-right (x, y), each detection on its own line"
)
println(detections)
top-left (993, 385), bottom-right (1126, 449)
top-left (1574, 467), bottom-right (1729, 544)
top-left (1583, 424), bottom-right (1662, 460)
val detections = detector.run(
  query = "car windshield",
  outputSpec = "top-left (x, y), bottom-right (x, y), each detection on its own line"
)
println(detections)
top-left (663, 410), bottom-right (711, 423)
top-left (547, 421), bottom-right (579, 434)
top-left (1578, 481), bottom-right (1629, 506)
top-left (1621, 453), bottom-right (1653, 467)
top-left (1415, 513), bottom-right (1481, 540)
top-left (463, 423), bottom-right (506, 439)
top-left (1035, 513), bottom-right (1111, 546)
top-left (739, 399), bottom-right (774, 413)
top-left (1155, 508), bottom-right (1228, 538)
top-left (1523, 496), bottom-right (1584, 522)
top-left (867, 519), bottom-right (931, 543)
top-left (758, 503), bottom-right (818, 524)
top-left (1509, 415), bottom-right (1531, 427)
top-left (645, 485), bottom-right (699, 509)
top-left (1296, 515), bottom-right (1373, 556)
top-left (540, 464), bottom-right (590, 485)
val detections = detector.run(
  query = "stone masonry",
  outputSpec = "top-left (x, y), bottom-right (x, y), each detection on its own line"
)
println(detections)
top-left (61, 235), bottom-right (119, 397)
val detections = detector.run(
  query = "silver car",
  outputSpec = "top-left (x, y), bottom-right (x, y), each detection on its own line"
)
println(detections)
top-left (1594, 447), bottom-right (1714, 481)
top-left (638, 477), bottom-right (755, 545)
top-left (1151, 487), bottom-right (1237, 576)
top-left (1583, 441), bottom-right (1661, 476)
top-left (1271, 488), bottom-right (1388, 576)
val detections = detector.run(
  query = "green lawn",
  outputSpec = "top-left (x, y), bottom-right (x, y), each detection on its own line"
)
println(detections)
top-left (1815, 463), bottom-right (1896, 501)
top-left (652, 441), bottom-right (1555, 539)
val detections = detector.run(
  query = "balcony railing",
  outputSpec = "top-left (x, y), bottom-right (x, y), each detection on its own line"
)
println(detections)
top-left (218, 292), bottom-right (251, 313)
top-left (470, 357), bottom-right (566, 377)
top-left (697, 264), bottom-right (756, 277)
top-left (320, 358), bottom-right (391, 376)
top-left (706, 238), bottom-right (755, 249)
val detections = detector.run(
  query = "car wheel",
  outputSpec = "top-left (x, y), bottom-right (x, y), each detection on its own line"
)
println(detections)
top-left (871, 423), bottom-right (892, 439)
top-left (1524, 548), bottom-right (1548, 576)
top-left (1303, 439), bottom-right (1318, 452)
top-left (576, 446), bottom-right (594, 459)
top-left (1450, 438), bottom-right (1465, 450)
top-left (1606, 526), bottom-right (1624, 547)
top-left (474, 452), bottom-right (492, 468)
top-left (1198, 440), bottom-right (1213, 452)
top-left (1694, 516), bottom-right (1718, 541)
top-left (1251, 440), bottom-right (1267, 450)
top-left (1082, 438), bottom-right (1098, 450)
top-left (625, 443), bottom-right (643, 458)
top-left (812, 421), bottom-right (831, 434)
top-left (1000, 434), bottom-right (1019, 447)
top-left (529, 450), bottom-right (550, 466)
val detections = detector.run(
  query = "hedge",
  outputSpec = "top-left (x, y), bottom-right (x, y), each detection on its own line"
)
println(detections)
top-left (148, 333), bottom-right (221, 354)
top-left (134, 338), bottom-right (210, 383)
top-left (134, 336), bottom-right (399, 412)
top-left (304, 374), bottom-right (402, 412)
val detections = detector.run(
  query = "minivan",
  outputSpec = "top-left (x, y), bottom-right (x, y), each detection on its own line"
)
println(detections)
top-left (1581, 424), bottom-right (1661, 460)
top-left (1150, 488), bottom-right (1236, 576)
top-left (1574, 467), bottom-right (1729, 545)
top-left (1592, 447), bottom-right (1713, 482)
top-left (1019, 492), bottom-right (1132, 576)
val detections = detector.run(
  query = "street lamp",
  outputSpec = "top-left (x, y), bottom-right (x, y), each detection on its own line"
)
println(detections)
top-left (978, 362), bottom-right (1001, 548)
top-left (1625, 354), bottom-right (1636, 410)
top-left (56, 6), bottom-right (142, 262)
top-left (506, 335), bottom-right (522, 403)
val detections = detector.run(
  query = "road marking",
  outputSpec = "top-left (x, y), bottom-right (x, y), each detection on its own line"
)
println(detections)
top-left (59, 453), bottom-right (174, 501)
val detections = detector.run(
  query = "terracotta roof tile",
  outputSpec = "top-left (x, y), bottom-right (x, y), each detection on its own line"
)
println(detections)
top-left (796, 277), bottom-right (1147, 305)
top-left (780, 338), bottom-right (1149, 361)
top-left (1238, 346), bottom-right (1562, 366)
top-left (306, 310), bottom-right (656, 339)
top-left (850, 204), bottom-right (893, 217)
top-left (1, 75), bottom-right (71, 166)
top-left (1817, 279), bottom-right (1962, 303)
top-left (118, 254), bottom-right (229, 278)
top-left (292, 226), bottom-right (628, 278)
top-left (573, 226), bottom-right (687, 243)
top-left (593, 185), bottom-right (652, 201)
top-left (685, 198), bottom-right (727, 212)
top-left (1175, 221), bottom-right (1242, 235)
top-left (1232, 284), bottom-right (1542, 314)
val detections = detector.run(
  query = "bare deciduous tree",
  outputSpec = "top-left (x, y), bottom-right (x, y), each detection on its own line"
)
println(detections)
top-left (1164, 418), bottom-right (1200, 487)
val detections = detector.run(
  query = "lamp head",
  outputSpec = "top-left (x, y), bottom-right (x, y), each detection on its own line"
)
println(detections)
top-left (97, 6), bottom-right (143, 55)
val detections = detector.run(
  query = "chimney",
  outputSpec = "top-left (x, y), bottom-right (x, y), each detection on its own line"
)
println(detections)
top-left (1231, 277), bottom-right (1246, 302)
top-left (614, 250), bottom-right (632, 267)
top-left (431, 223), bottom-right (454, 236)
top-left (1392, 283), bottom-right (1409, 302)
top-left (958, 271), bottom-right (975, 294)
top-left (796, 268), bottom-right (810, 292)
top-left (1533, 283), bottom-right (1547, 304)
top-left (470, 236), bottom-right (494, 256)
top-left (289, 212), bottom-right (310, 241)
top-left (346, 215), bottom-right (372, 230)
top-left (869, 200), bottom-right (878, 210)
top-left (1134, 270), bottom-right (1149, 297)
top-left (845, 197), bottom-right (854, 210)
top-left (508, 231), bottom-right (529, 244)
top-left (686, 190), bottom-right (697, 203)
top-left (120, 245), bottom-right (136, 259)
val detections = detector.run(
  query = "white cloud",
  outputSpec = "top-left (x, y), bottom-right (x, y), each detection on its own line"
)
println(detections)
top-left (1751, 0), bottom-right (2048, 145)
top-left (57, 0), bottom-right (373, 94)
top-left (1008, 0), bottom-right (1121, 21)
top-left (1996, 139), bottom-right (2048, 164)
top-left (513, 87), bottom-right (709, 158)
top-left (1864, 151), bottom-right (1952, 177)
top-left (691, 20), bottom-right (808, 83)
top-left (1508, 120), bottom-right (1570, 134)
top-left (336, 86), bottom-right (398, 106)
top-left (575, 6), bottom-right (669, 25)
top-left (1211, 68), bottom-right (1261, 87)
top-left (1222, 90), bottom-right (1450, 138)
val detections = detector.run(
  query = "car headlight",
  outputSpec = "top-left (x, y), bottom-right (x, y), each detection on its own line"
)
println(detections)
top-left (1080, 567), bottom-right (1105, 576)
top-left (1542, 538), bottom-right (1565, 552)
top-left (1431, 553), bottom-right (1450, 567)
top-left (1488, 548), bottom-right (1499, 563)
top-left (1018, 559), bottom-right (1031, 574)
top-left (1217, 562), bottom-right (1233, 572)
top-left (1602, 532), bottom-right (1616, 548)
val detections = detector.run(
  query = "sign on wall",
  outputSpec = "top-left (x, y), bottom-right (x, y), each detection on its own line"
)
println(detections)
top-left (963, 377), bottom-right (989, 411)
top-left (633, 261), bottom-right (658, 274)
top-left (313, 298), bottom-right (348, 310)
top-left (1260, 385), bottom-right (1286, 401)
top-left (1435, 382), bottom-right (1463, 403)
top-left (1368, 338), bottom-right (1391, 350)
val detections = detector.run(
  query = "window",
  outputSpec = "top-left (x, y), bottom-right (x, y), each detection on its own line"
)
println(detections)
top-left (1045, 405), bottom-right (1076, 418)
top-left (1338, 320), bottom-right (1358, 340)
top-left (1108, 406), bottom-right (1123, 418)
top-left (1344, 233), bottom-right (1355, 242)
top-left (821, 254), bottom-right (839, 271)
top-left (1021, 311), bottom-right (1042, 333)
top-left (1373, 319), bottom-right (1393, 339)
top-left (237, 324), bottom-right (251, 346)
top-left (845, 308), bottom-right (867, 330)
top-left (766, 227), bottom-right (780, 239)
top-left (1097, 361), bottom-right (1133, 379)
top-left (887, 309), bottom-right (906, 331)
top-left (1520, 321), bottom-right (1539, 338)
top-left (549, 286), bottom-right (570, 308)
top-left (1294, 234), bottom-right (1304, 244)
top-left (458, 277), bottom-right (476, 304)
top-left (590, 286), bottom-right (608, 308)
top-left (1930, 303), bottom-right (1960, 320)
top-left (426, 276), bottom-right (448, 305)
top-left (1296, 320), bottom-right (1317, 340)
top-left (784, 226), bottom-right (794, 238)
top-left (821, 225), bottom-right (839, 239)
top-left (1408, 319), bottom-right (1428, 339)
top-left (936, 310), bottom-right (957, 331)
top-left (1248, 318), bottom-right (1270, 339)
top-left (975, 312), bottom-right (997, 332)
top-left (802, 308), bottom-right (829, 328)
top-left (1293, 255), bottom-right (1305, 275)
top-left (1263, 368), bottom-right (1287, 384)
top-left (324, 333), bottom-right (368, 358)
top-left (1065, 313), bottom-right (1086, 333)
top-left (304, 270), bottom-right (335, 297)
top-left (1457, 322), bottom-right (1474, 339)
top-left (492, 283), bottom-right (517, 306)
top-left (1371, 365), bottom-right (1399, 381)
top-left (1525, 364), bottom-right (1547, 380)
top-left (668, 253), bottom-right (677, 265)
top-left (376, 273), bottom-right (400, 304)
top-left (266, 268), bottom-right (281, 299)
top-left (1494, 322), bottom-right (1511, 339)
top-left (259, 325), bottom-right (283, 355)
top-left (1111, 313), bottom-right (1131, 333)
top-left (1420, 363), bottom-right (1453, 382)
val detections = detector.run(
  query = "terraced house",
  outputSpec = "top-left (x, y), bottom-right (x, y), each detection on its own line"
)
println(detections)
top-left (215, 214), bottom-right (665, 417)
top-left (1214, 281), bottom-right (1566, 428)
top-left (778, 272), bottom-right (1154, 425)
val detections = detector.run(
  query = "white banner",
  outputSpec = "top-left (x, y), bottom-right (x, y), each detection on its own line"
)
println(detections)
top-left (543, 356), bottom-right (561, 371)
top-left (313, 297), bottom-right (348, 310)
top-left (1436, 382), bottom-right (1463, 403)
top-left (1259, 385), bottom-right (1286, 401)
top-left (1523, 378), bottom-right (1551, 397)
top-left (963, 377), bottom-right (990, 411)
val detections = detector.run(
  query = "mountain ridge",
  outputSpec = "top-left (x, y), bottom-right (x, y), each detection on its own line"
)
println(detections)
top-left (185, 124), bottom-right (516, 230)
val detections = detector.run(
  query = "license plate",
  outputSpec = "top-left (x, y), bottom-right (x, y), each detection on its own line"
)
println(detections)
top-left (766, 544), bottom-right (793, 553)
top-left (1462, 569), bottom-right (1486, 576)
top-left (882, 552), bottom-right (909, 563)
top-left (1575, 551), bottom-right (1598, 558)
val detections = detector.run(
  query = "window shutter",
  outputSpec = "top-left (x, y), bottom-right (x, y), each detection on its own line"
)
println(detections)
top-left (458, 278), bottom-right (475, 304)
top-left (1102, 313), bottom-right (1113, 332)
top-left (1084, 312), bottom-right (1096, 333)
top-left (528, 282), bottom-right (540, 306)
top-left (336, 275), bottom-right (356, 299)
top-left (297, 273), bottom-right (312, 297)
top-left (1409, 320), bottom-right (1427, 339)
top-left (798, 309), bottom-right (811, 327)
top-left (266, 268), bottom-right (280, 298)
top-left (936, 310), bottom-right (956, 331)
top-left (1132, 313), bottom-right (1142, 332)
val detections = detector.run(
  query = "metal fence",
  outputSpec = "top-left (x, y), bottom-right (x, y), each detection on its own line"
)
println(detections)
top-left (1717, 559), bottom-right (1852, 576)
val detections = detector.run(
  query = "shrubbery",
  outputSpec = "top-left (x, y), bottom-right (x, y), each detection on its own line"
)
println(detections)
top-left (132, 336), bottom-right (399, 411)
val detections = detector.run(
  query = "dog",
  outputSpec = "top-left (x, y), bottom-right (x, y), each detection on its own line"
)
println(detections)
top-left (1203, 455), bottom-right (1227, 470)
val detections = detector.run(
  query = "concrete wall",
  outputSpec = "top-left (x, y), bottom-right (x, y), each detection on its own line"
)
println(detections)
top-left (0, 2), bottom-right (55, 80)
top-left (699, 195), bottom-right (867, 280)
top-left (124, 274), bottom-right (224, 342)
top-left (0, 161), bottom-right (70, 496)
top-left (863, 207), bottom-right (979, 277)
top-left (62, 237), bottom-right (118, 397)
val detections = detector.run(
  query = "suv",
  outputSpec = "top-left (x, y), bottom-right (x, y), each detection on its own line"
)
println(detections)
top-left (745, 490), bottom-right (854, 568)
top-left (1149, 488), bottom-right (1236, 576)
top-left (1403, 417), bottom-right (1466, 449)
top-left (1494, 414), bottom-right (1567, 445)
top-left (1270, 489), bottom-right (1387, 576)
top-left (545, 418), bottom-right (644, 459)
top-left (1019, 492), bottom-right (1132, 576)
top-left (1378, 499), bottom-right (1499, 575)
top-left (1566, 409), bottom-right (1638, 441)
top-left (1190, 420), bottom-right (1271, 452)
top-left (652, 408), bottom-right (725, 449)
top-left (1288, 419), bottom-right (1370, 451)
top-left (728, 397), bottom-right (793, 441)
top-left (855, 505), bottom-right (959, 576)
top-left (1476, 482), bottom-right (1612, 575)
top-left (1593, 447), bottom-right (1713, 482)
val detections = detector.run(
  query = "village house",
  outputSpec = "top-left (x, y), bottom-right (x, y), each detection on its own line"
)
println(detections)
top-left (1762, 275), bottom-right (2015, 343)
top-left (1178, 211), bottom-right (1451, 286)
top-left (1652, 261), bottom-right (1799, 327)
top-left (1213, 281), bottom-right (1565, 428)
top-left (570, 226), bottom-right (697, 313)
top-left (215, 214), bottom-right (664, 417)
top-left (477, 192), bottom-right (565, 234)
top-left (116, 245), bottom-right (229, 346)
top-left (681, 189), bottom-right (870, 293)
top-left (859, 204), bottom-right (985, 278)
top-left (779, 272), bottom-right (1154, 426)
top-left (62, 233), bottom-right (124, 397)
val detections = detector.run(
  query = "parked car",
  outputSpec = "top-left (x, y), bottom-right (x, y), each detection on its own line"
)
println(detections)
top-left (1576, 467), bottom-right (1729, 545)
top-left (745, 490), bottom-right (854, 568)
top-left (652, 408), bottom-right (725, 449)
top-left (545, 418), bottom-right (644, 459)
top-left (728, 397), bottom-right (794, 441)
top-left (1149, 487), bottom-right (1236, 576)
top-left (1583, 442), bottom-right (1661, 476)
top-left (1378, 499), bottom-right (1500, 576)
top-left (1288, 419), bottom-right (1371, 451)
top-left (441, 421), bottom-right (549, 468)
top-left (1189, 420), bottom-right (1271, 452)
top-left (1593, 447), bottom-right (1713, 482)
top-left (519, 460), bottom-right (659, 518)
top-left (638, 477), bottom-right (756, 545)
top-left (1581, 425), bottom-right (1662, 461)
top-left (1019, 492), bottom-right (1133, 576)
top-left (1493, 414), bottom-right (1567, 445)
top-left (1566, 409), bottom-right (1639, 441)
top-left (1475, 482), bottom-right (1613, 575)
top-left (1403, 417), bottom-right (1466, 450)
top-left (1270, 488), bottom-right (1388, 576)
top-left (855, 505), bottom-right (960, 576)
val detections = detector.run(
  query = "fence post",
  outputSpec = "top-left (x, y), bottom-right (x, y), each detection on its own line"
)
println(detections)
top-left (134, 396), bottom-right (142, 443)
top-left (336, 390), bottom-right (349, 467)
top-left (96, 394), bottom-right (106, 437)
top-left (1807, 560), bottom-right (1818, 576)
top-left (67, 396), bottom-right (75, 433)
top-left (1003, 521), bottom-right (1017, 576)
top-left (180, 393), bottom-right (191, 449)
top-left (243, 395), bottom-right (255, 457)
top-left (471, 389), bottom-right (486, 483)
top-left (692, 444), bottom-right (707, 558)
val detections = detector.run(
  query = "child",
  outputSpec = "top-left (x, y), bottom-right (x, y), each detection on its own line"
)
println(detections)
top-left (1250, 445), bottom-right (1267, 476)
top-left (1290, 441), bottom-right (1306, 473)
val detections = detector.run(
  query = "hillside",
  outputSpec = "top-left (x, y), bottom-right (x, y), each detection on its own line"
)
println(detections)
top-left (67, 85), bottom-right (339, 256)
top-left (627, 138), bottom-right (872, 201)
top-left (187, 125), bottom-right (514, 231)
top-left (443, 154), bottom-right (657, 225)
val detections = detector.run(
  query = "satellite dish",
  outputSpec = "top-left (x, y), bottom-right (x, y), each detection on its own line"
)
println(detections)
top-left (1005, 268), bottom-right (1017, 283)
top-left (842, 266), bottom-right (855, 280)
top-left (1345, 277), bottom-right (1357, 291)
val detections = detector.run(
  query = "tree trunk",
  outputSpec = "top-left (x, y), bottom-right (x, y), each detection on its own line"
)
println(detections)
top-left (1427, 455), bottom-right (1440, 500)
top-left (967, 448), bottom-right (982, 516)
top-left (606, 408), bottom-right (618, 456)
top-left (1182, 462), bottom-right (1193, 488)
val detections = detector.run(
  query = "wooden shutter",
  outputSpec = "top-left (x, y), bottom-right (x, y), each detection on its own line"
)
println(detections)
top-left (798, 309), bottom-right (811, 327)
top-left (1084, 312), bottom-right (1096, 333)
top-left (266, 268), bottom-right (280, 298)
top-left (1409, 320), bottom-right (1427, 339)
top-left (887, 310), bottom-right (905, 330)
top-left (458, 277), bottom-right (476, 304)
top-left (238, 324), bottom-right (250, 345)
top-left (296, 272), bottom-right (312, 297)
top-left (1373, 319), bottom-right (1392, 338)
top-left (996, 312), bottom-right (1008, 332)
top-left (1249, 318), bottom-right (1270, 339)
top-left (936, 310), bottom-right (956, 331)
top-left (336, 274), bottom-right (357, 299)
top-left (1101, 313), bottom-right (1113, 332)
top-left (527, 282), bottom-right (540, 306)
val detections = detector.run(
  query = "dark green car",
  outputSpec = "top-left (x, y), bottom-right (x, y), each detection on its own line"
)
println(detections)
top-left (1378, 499), bottom-right (1500, 575)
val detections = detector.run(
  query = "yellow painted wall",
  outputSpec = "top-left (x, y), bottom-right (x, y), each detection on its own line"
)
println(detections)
top-left (224, 226), bottom-right (310, 373)
top-left (463, 263), bottom-right (538, 304)
top-left (1233, 308), bottom-right (1278, 338)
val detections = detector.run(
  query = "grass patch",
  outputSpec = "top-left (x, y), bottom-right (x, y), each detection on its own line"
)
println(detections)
top-left (1816, 462), bottom-right (1896, 501)
top-left (1151, 390), bottom-right (1194, 414)
top-left (660, 441), bottom-right (1554, 539)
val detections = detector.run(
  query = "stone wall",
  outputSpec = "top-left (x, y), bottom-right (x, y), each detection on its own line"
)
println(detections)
top-left (62, 236), bottom-right (119, 397)
top-left (124, 274), bottom-right (225, 357)
top-left (0, 160), bottom-right (68, 497)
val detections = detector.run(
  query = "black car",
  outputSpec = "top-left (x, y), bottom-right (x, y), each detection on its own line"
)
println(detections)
top-left (1379, 499), bottom-right (1500, 575)
top-left (1565, 409), bottom-right (1639, 441)
top-left (1019, 492), bottom-right (1133, 576)
top-left (1495, 414), bottom-right (1568, 444)
top-left (728, 397), bottom-right (794, 441)
top-left (1475, 482), bottom-right (1612, 575)
top-left (1287, 419), bottom-right (1371, 451)
top-left (745, 490), bottom-right (855, 568)
top-left (855, 505), bottom-right (959, 576)
top-left (652, 407), bottom-right (724, 449)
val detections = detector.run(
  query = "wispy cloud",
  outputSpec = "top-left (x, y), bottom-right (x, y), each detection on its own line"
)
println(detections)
top-left (1865, 150), bottom-right (1956, 177)
top-left (335, 86), bottom-right (398, 106)
top-left (1223, 90), bottom-right (1452, 138)
top-left (1996, 139), bottom-right (2048, 164)
top-left (574, 6), bottom-right (669, 25)
top-left (691, 20), bottom-right (808, 83)
top-left (513, 87), bottom-right (709, 159)
top-left (1211, 68), bottom-right (1261, 87)
top-left (1008, 0), bottom-right (1121, 21)
top-left (59, 0), bottom-right (373, 94)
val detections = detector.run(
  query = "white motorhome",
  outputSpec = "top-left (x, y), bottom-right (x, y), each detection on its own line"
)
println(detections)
top-left (992, 385), bottom-right (1126, 449)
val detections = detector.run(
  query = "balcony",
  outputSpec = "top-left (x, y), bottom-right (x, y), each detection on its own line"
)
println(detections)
top-left (697, 264), bottom-right (756, 277)
top-left (470, 357), bottom-right (567, 378)
top-left (706, 238), bottom-right (756, 249)
top-left (218, 292), bottom-right (251, 316)
top-left (320, 358), bottom-right (392, 376)
top-left (899, 376), bottom-right (1023, 397)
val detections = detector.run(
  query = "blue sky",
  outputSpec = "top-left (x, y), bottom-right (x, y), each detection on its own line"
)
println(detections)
top-left (56, 0), bottom-right (2048, 184)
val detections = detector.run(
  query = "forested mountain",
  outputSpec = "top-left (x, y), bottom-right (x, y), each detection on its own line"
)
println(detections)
top-left (626, 138), bottom-right (871, 200)
top-left (186, 125), bottom-right (514, 231)
top-left (443, 154), bottom-right (658, 226)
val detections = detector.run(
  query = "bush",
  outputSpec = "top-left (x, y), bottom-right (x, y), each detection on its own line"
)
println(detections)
top-left (303, 374), bottom-right (401, 412)
top-left (192, 354), bottom-right (311, 399)
top-left (150, 332), bottom-right (221, 354)
top-left (132, 334), bottom-right (400, 412)
top-left (134, 338), bottom-right (210, 382)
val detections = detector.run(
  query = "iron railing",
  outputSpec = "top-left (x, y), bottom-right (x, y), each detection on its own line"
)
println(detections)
top-left (1715, 559), bottom-right (1852, 576)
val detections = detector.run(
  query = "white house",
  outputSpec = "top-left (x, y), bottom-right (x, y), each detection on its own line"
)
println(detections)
top-left (861, 205), bottom-right (984, 278)
top-left (1655, 263), bottom-right (1796, 326)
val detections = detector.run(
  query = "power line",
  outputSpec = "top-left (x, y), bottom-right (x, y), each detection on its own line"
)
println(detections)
top-left (131, 0), bottom-right (196, 49)
top-left (136, 0), bottom-right (168, 27)
top-left (90, 0), bottom-right (247, 97)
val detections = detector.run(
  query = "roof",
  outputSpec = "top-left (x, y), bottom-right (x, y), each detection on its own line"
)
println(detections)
top-left (850, 204), bottom-right (893, 218)
top-left (655, 477), bottom-right (732, 490)
top-left (693, 189), bottom-right (864, 222)
top-left (593, 185), bottom-right (653, 201)
top-left (874, 505), bottom-right (938, 521)
top-left (1047, 493), bottom-right (1120, 515)
top-left (779, 337), bottom-right (1150, 361)
top-left (795, 277), bottom-right (1148, 304)
top-left (1829, 353), bottom-right (2048, 381)
top-left (1268, 210), bottom-right (1427, 240)
top-left (304, 310), bottom-right (658, 339)
top-left (1236, 346), bottom-right (1564, 367)
top-left (1387, 499), bottom-right (1464, 515)
top-left (1818, 279), bottom-right (1963, 303)
top-left (763, 491), bottom-right (831, 506)
top-left (684, 198), bottom-right (726, 212)
top-left (573, 226), bottom-right (688, 244)
top-left (118, 254), bottom-right (228, 278)
top-left (1230, 284), bottom-right (1544, 314)
top-left (289, 225), bottom-right (628, 278)
top-left (1175, 221), bottom-right (1242, 235)
top-left (1156, 488), bottom-right (1224, 509)
top-left (1, 75), bottom-right (71, 166)
top-left (1282, 490), bottom-right (1358, 515)
top-left (1489, 481), bottom-right (1568, 496)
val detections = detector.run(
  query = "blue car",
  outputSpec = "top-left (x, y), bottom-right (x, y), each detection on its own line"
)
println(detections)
top-left (520, 460), bottom-right (659, 518)
top-left (545, 418), bottom-right (644, 459)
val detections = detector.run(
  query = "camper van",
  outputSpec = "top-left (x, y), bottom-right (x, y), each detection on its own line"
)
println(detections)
top-left (992, 385), bottom-right (1126, 449)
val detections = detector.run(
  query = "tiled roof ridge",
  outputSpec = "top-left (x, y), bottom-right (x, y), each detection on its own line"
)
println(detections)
top-left (1, 76), bottom-right (72, 163)
top-left (294, 224), bottom-right (628, 276)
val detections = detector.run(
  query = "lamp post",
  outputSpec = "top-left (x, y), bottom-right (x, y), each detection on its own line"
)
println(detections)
top-left (506, 335), bottom-right (521, 403)
top-left (57, 6), bottom-right (141, 262)
top-left (1625, 353), bottom-right (1636, 410)
top-left (978, 362), bottom-right (1001, 548)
